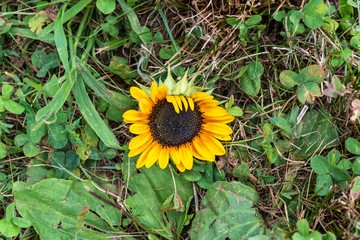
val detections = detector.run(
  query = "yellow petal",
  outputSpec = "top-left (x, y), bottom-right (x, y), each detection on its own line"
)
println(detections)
top-left (139, 98), bottom-right (153, 115)
top-left (200, 134), bottom-right (226, 156)
top-left (192, 137), bottom-right (215, 162)
top-left (128, 138), bottom-right (152, 157)
top-left (201, 106), bottom-right (229, 117)
top-left (203, 123), bottom-right (233, 135)
top-left (129, 124), bottom-right (149, 134)
top-left (180, 144), bottom-right (193, 170)
top-left (170, 147), bottom-right (181, 165)
top-left (123, 110), bottom-right (148, 123)
top-left (196, 99), bottom-right (219, 107)
top-left (166, 96), bottom-right (180, 113)
top-left (175, 96), bottom-right (183, 111)
top-left (180, 96), bottom-right (188, 111)
top-left (191, 92), bottom-right (213, 102)
top-left (156, 86), bottom-right (169, 101)
top-left (151, 81), bottom-right (158, 103)
top-left (145, 142), bottom-right (161, 168)
top-left (130, 87), bottom-right (150, 101)
top-left (159, 147), bottom-right (170, 169)
top-left (204, 114), bottom-right (235, 123)
top-left (187, 97), bottom-right (194, 110)
top-left (136, 142), bottom-right (156, 168)
top-left (203, 130), bottom-right (232, 141)
top-left (175, 162), bottom-right (186, 172)
top-left (129, 131), bottom-right (152, 150)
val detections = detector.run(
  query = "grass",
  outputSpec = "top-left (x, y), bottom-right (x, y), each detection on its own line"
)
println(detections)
top-left (0, 0), bottom-right (359, 239)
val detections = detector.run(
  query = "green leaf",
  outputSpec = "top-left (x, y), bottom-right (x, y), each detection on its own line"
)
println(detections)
top-left (315, 174), bottom-right (332, 196)
top-left (240, 61), bottom-right (264, 96)
top-left (0, 219), bottom-right (19, 238)
top-left (233, 162), bottom-right (250, 181)
top-left (48, 124), bottom-right (68, 149)
top-left (126, 164), bottom-right (193, 239)
top-left (13, 179), bottom-right (122, 240)
top-left (269, 117), bottom-right (292, 134)
top-left (330, 166), bottom-right (350, 186)
top-left (4, 100), bottom-right (25, 114)
top-left (14, 134), bottom-right (28, 147)
top-left (297, 219), bottom-right (310, 236)
top-left (0, 142), bottom-right (6, 159)
top-left (294, 109), bottom-right (339, 157)
top-left (28, 13), bottom-right (48, 34)
top-left (228, 106), bottom-right (243, 117)
top-left (31, 51), bottom-right (47, 68)
top-left (339, 0), bottom-right (353, 17)
top-left (280, 70), bottom-right (302, 88)
top-left (129, 26), bottom-right (152, 44)
top-left (96, 0), bottom-right (115, 14)
top-left (23, 142), bottom-right (40, 157)
top-left (73, 77), bottom-right (121, 149)
top-left (346, 137), bottom-right (360, 155)
top-left (105, 106), bottom-right (124, 122)
top-left (2, 84), bottom-right (14, 100)
top-left (337, 159), bottom-right (352, 170)
top-left (297, 82), bottom-right (321, 104)
top-left (27, 113), bottom-right (47, 144)
top-left (303, 9), bottom-right (323, 29)
top-left (352, 157), bottom-right (360, 175)
top-left (65, 150), bottom-right (80, 169)
top-left (245, 15), bottom-right (261, 26)
top-left (183, 170), bottom-right (202, 181)
top-left (189, 181), bottom-right (265, 239)
top-left (299, 65), bottom-right (325, 83)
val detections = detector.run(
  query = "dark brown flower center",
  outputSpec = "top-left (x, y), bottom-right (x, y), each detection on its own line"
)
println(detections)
top-left (148, 98), bottom-right (203, 147)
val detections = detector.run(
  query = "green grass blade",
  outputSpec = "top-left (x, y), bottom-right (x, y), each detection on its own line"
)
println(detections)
top-left (73, 76), bottom-right (122, 150)
top-left (34, 73), bottom-right (75, 129)
top-left (8, 28), bottom-right (54, 44)
top-left (75, 58), bottom-right (135, 110)
top-left (39, 0), bottom-right (92, 37)
top-left (55, 5), bottom-right (70, 73)
top-left (117, 0), bottom-right (147, 44)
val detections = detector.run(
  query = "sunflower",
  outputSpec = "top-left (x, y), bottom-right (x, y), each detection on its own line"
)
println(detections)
top-left (123, 71), bottom-right (234, 172)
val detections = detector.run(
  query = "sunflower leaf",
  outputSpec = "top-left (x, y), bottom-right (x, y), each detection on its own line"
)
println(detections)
top-left (126, 165), bottom-right (193, 239)
top-left (189, 181), bottom-right (266, 239)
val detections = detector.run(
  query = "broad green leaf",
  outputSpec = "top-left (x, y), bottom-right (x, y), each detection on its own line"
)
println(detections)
top-left (65, 150), bottom-right (80, 169)
top-left (2, 84), bottom-right (14, 100)
top-left (269, 117), bottom-right (292, 134)
top-left (48, 124), bottom-right (68, 149)
top-left (294, 109), bottom-right (339, 157)
top-left (352, 157), bottom-right (360, 175)
top-left (28, 13), bottom-right (48, 34)
top-left (9, 28), bottom-right (54, 44)
top-left (280, 70), bottom-right (302, 88)
top-left (45, 53), bottom-right (59, 69)
top-left (339, 0), bottom-right (353, 17)
top-left (0, 219), bottom-right (19, 238)
top-left (330, 166), bottom-right (350, 186)
top-left (0, 142), bottom-right (6, 159)
top-left (27, 113), bottom-right (47, 144)
top-left (297, 219), bottom-right (309, 236)
top-left (303, 9), bottom-right (323, 29)
top-left (14, 134), bottom-right (28, 147)
top-left (189, 181), bottom-right (265, 239)
top-left (289, 11), bottom-right (304, 26)
top-left (129, 26), bottom-right (152, 44)
top-left (183, 170), bottom-right (202, 181)
top-left (31, 51), bottom-right (47, 68)
top-left (240, 61), bottom-right (263, 96)
top-left (126, 164), bottom-right (193, 239)
top-left (310, 156), bottom-right (332, 174)
top-left (96, 0), bottom-right (115, 14)
top-left (337, 159), bottom-right (352, 170)
top-left (299, 65), bottom-right (325, 83)
top-left (297, 82), bottom-right (321, 104)
top-left (315, 174), bottom-right (332, 196)
top-left (13, 179), bottom-right (122, 240)
top-left (327, 149), bottom-right (342, 165)
top-left (345, 137), bottom-right (360, 155)
top-left (245, 15), bottom-right (261, 26)
top-left (73, 77), bottom-right (121, 149)
top-left (233, 162), bottom-right (250, 181)
top-left (23, 142), bottom-right (40, 157)
top-left (228, 106), bottom-right (243, 116)
top-left (4, 100), bottom-right (25, 114)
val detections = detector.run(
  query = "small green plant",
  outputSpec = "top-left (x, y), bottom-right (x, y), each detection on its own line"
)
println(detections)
top-left (290, 219), bottom-right (336, 240)
top-left (0, 84), bottom-right (25, 114)
top-left (226, 15), bottom-right (265, 45)
top-left (280, 65), bottom-right (325, 104)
